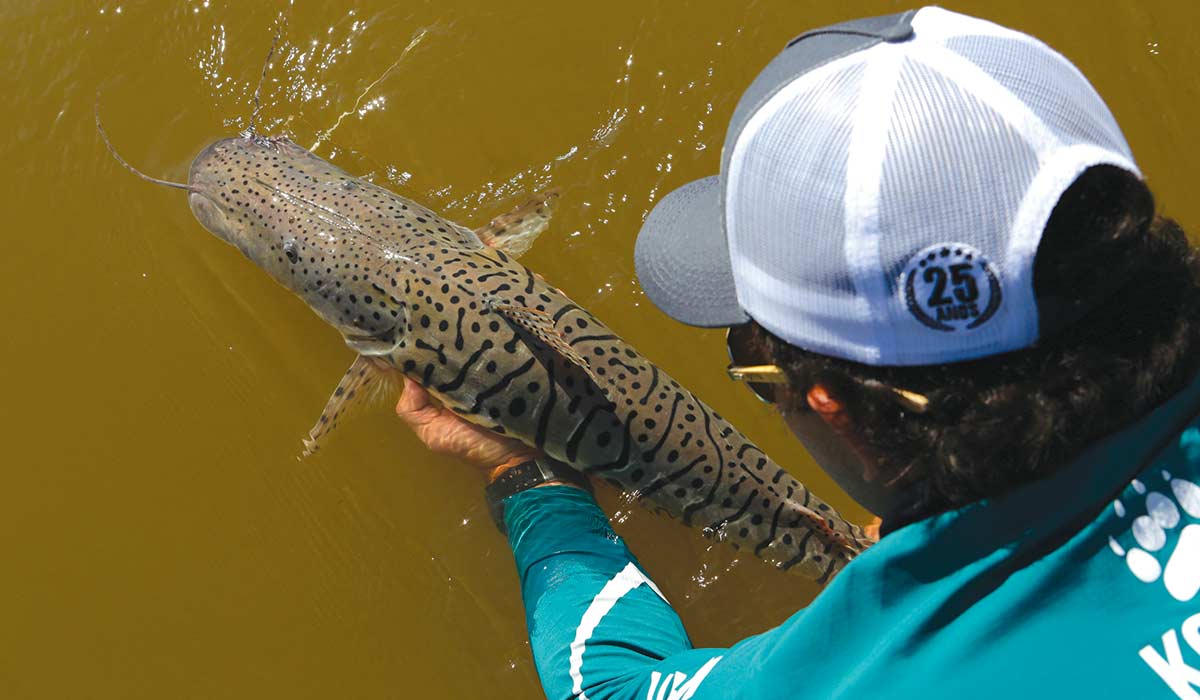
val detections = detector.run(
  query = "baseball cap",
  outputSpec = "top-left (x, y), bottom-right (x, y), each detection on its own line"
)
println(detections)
top-left (634, 6), bottom-right (1141, 366)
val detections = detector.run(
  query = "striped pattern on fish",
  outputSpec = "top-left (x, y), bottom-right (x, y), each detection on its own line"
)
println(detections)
top-left (179, 134), bottom-right (874, 582)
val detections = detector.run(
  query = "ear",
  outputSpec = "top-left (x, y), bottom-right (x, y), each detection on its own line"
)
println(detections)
top-left (806, 384), bottom-right (882, 480)
top-left (806, 385), bottom-right (851, 429)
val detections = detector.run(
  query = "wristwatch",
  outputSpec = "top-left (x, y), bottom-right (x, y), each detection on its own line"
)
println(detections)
top-left (484, 456), bottom-right (593, 535)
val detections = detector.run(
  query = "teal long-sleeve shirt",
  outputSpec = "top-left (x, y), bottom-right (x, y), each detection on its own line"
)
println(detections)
top-left (503, 378), bottom-right (1200, 699)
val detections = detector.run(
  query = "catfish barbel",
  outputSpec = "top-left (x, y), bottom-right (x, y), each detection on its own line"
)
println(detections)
top-left (103, 127), bottom-right (875, 581)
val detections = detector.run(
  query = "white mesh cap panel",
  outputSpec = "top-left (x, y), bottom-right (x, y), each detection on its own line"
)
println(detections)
top-left (722, 6), bottom-right (1141, 366)
top-left (942, 35), bottom-right (1132, 157)
top-left (726, 56), bottom-right (869, 359)
top-left (872, 56), bottom-right (1042, 364)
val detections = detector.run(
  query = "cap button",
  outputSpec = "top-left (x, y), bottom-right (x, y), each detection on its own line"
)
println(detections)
top-left (880, 11), bottom-right (916, 42)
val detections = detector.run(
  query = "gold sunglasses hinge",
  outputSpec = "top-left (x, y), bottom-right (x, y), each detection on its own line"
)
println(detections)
top-left (726, 364), bottom-right (790, 384)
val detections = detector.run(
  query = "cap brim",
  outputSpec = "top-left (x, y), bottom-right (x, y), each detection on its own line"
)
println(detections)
top-left (634, 176), bottom-right (749, 328)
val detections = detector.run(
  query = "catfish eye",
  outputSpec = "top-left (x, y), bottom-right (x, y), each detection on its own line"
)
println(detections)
top-left (283, 239), bottom-right (300, 264)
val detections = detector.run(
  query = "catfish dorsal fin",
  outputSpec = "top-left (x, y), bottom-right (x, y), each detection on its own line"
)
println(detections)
top-left (486, 298), bottom-right (613, 404)
top-left (474, 189), bottom-right (560, 258)
top-left (303, 355), bottom-right (401, 457)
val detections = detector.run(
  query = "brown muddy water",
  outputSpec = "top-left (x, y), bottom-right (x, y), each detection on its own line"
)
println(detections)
top-left (2, 1), bottom-right (1198, 697)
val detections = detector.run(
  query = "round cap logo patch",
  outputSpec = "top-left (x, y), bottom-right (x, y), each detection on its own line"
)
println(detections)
top-left (902, 243), bottom-right (1002, 332)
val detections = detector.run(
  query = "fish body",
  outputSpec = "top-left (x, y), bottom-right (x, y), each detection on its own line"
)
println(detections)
top-left (183, 135), bottom-right (873, 581)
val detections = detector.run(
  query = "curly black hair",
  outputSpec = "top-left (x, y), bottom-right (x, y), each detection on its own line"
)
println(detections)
top-left (749, 165), bottom-right (1200, 522)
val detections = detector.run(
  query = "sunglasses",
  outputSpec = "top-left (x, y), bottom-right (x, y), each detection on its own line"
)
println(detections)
top-left (725, 324), bottom-right (787, 404)
top-left (725, 324), bottom-right (930, 413)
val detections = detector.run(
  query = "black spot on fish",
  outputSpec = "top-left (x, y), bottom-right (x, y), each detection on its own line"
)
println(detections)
top-left (509, 397), bottom-right (526, 417)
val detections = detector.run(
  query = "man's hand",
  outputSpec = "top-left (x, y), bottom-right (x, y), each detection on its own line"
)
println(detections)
top-left (395, 377), bottom-right (542, 481)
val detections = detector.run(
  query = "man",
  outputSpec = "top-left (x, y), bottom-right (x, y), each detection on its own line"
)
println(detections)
top-left (398, 7), bottom-right (1200, 699)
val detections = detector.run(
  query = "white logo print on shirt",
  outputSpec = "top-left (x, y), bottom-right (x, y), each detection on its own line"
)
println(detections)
top-left (1108, 470), bottom-right (1200, 698)
top-left (1107, 471), bottom-right (1200, 602)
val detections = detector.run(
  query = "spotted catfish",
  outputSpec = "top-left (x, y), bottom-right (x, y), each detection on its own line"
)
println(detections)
top-left (122, 132), bottom-right (875, 580)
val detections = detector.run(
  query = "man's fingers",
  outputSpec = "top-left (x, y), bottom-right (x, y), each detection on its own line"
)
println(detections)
top-left (863, 516), bottom-right (883, 541)
top-left (395, 378), bottom-right (442, 426)
top-left (393, 375), bottom-right (543, 469)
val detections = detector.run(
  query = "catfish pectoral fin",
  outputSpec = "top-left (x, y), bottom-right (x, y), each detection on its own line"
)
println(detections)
top-left (487, 299), bottom-right (614, 405)
top-left (303, 355), bottom-right (401, 457)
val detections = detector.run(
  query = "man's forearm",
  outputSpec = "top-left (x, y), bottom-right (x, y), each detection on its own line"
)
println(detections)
top-left (505, 486), bottom-right (726, 699)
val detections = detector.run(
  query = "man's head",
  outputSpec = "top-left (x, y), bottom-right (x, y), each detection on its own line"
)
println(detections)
top-left (634, 8), bottom-right (1200, 522)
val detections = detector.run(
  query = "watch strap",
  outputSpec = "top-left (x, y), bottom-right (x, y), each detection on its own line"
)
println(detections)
top-left (485, 457), bottom-right (592, 535)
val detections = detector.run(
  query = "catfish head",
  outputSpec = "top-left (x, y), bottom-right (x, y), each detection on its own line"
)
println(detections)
top-left (100, 113), bottom-right (558, 455)
top-left (187, 135), bottom-right (417, 355)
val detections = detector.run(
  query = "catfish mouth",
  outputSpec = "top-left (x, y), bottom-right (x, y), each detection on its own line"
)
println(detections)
top-left (187, 191), bottom-right (237, 245)
top-left (186, 139), bottom-right (241, 244)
